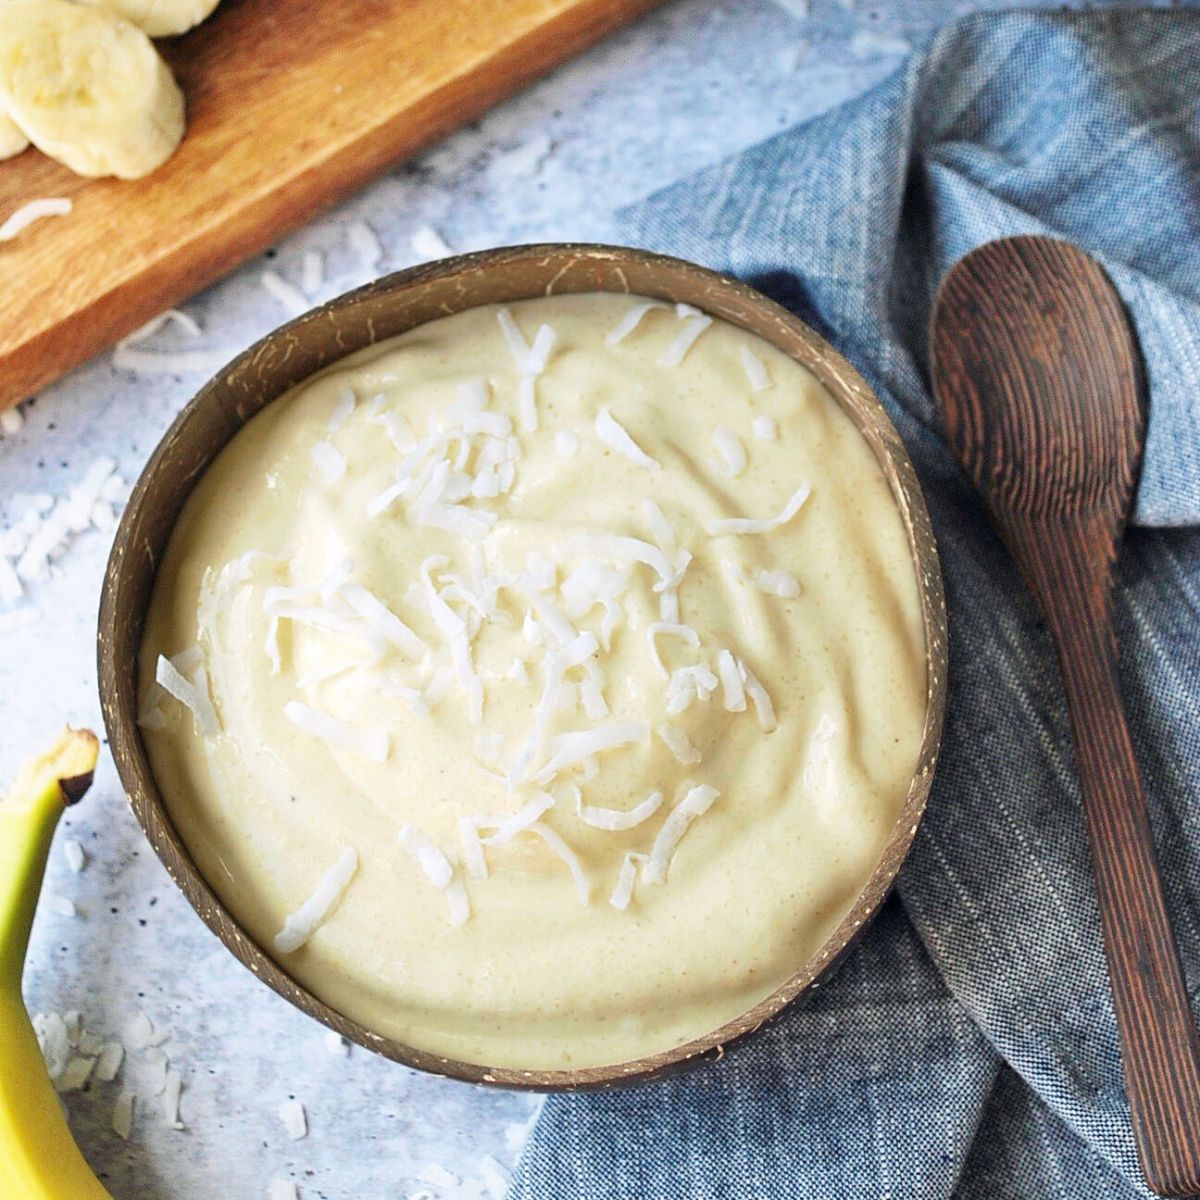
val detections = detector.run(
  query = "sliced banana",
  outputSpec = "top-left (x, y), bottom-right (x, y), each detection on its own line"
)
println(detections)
top-left (0, 0), bottom-right (185, 180)
top-left (75, 0), bottom-right (222, 39)
top-left (0, 109), bottom-right (29, 161)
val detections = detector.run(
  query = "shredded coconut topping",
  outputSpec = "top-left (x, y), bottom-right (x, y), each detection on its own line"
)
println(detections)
top-left (0, 197), bottom-right (72, 241)
top-left (154, 654), bottom-right (220, 736)
top-left (659, 314), bottom-right (712, 367)
top-left (708, 483), bottom-right (811, 536)
top-left (595, 407), bottom-right (661, 471)
top-left (576, 788), bottom-right (663, 832)
top-left (399, 825), bottom-right (454, 889)
top-left (311, 440), bottom-right (346, 481)
top-left (605, 300), bottom-right (668, 346)
top-left (740, 345), bottom-right (772, 392)
top-left (274, 847), bottom-right (359, 953)
top-left (713, 426), bottom-right (747, 477)
top-left (644, 784), bottom-right (720, 884)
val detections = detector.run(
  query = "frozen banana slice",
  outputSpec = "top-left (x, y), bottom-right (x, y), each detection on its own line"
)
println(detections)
top-left (0, 0), bottom-right (185, 180)
top-left (0, 109), bottom-right (29, 160)
top-left (75, 0), bottom-right (222, 39)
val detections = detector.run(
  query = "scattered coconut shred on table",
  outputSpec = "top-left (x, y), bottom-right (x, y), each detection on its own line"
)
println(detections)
top-left (0, 197), bottom-right (72, 241)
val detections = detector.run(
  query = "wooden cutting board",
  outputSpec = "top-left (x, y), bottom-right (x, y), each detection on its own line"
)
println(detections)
top-left (0, 0), bottom-right (659, 411)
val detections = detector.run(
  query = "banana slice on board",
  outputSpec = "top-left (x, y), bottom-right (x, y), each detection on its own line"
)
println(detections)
top-left (0, 0), bottom-right (185, 180)
top-left (75, 0), bottom-right (222, 39)
top-left (0, 109), bottom-right (29, 160)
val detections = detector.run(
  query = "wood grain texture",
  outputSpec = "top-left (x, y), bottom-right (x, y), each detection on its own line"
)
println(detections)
top-left (0, 0), bottom-right (659, 410)
top-left (931, 235), bottom-right (1200, 1199)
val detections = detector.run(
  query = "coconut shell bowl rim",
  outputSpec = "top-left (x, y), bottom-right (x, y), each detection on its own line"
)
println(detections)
top-left (98, 243), bottom-right (948, 1093)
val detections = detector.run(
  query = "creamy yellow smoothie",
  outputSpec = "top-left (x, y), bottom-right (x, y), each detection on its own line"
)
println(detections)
top-left (138, 292), bottom-right (926, 1070)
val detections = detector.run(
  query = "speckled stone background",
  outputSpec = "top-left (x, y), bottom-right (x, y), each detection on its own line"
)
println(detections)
top-left (0, 1), bottom-right (1182, 1196)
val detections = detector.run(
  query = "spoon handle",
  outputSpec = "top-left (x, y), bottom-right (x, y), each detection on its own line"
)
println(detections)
top-left (1023, 520), bottom-right (1200, 1197)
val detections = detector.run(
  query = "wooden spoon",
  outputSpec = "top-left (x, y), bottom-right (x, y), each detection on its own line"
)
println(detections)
top-left (930, 235), bottom-right (1200, 1198)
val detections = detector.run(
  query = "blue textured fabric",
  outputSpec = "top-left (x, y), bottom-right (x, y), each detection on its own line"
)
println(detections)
top-left (510, 11), bottom-right (1200, 1198)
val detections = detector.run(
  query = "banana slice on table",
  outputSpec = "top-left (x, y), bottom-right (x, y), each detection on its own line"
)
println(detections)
top-left (0, 109), bottom-right (29, 160)
top-left (0, 0), bottom-right (185, 180)
top-left (75, 0), bottom-right (222, 39)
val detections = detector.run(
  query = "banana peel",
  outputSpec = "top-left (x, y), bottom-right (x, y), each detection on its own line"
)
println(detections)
top-left (0, 728), bottom-right (117, 1200)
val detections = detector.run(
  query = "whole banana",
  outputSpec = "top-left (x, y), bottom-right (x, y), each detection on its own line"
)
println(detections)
top-left (0, 728), bottom-right (116, 1200)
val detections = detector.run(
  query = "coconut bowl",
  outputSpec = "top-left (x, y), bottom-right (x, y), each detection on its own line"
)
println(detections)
top-left (98, 243), bottom-right (947, 1091)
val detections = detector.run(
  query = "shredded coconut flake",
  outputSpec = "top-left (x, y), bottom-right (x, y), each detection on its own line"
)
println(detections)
top-left (310, 440), bottom-right (346, 481)
top-left (302, 250), bottom-right (324, 296)
top-left (713, 426), bottom-right (747, 477)
top-left (44, 894), bottom-right (75, 917)
top-left (342, 584), bottom-right (429, 660)
top-left (441, 872), bottom-right (470, 926)
top-left (576, 789), bottom-right (663, 832)
top-left (261, 270), bottom-right (309, 316)
top-left (112, 345), bottom-right (229, 374)
top-left (740, 345), bottom-right (772, 392)
top-left (707, 483), bottom-right (811, 536)
top-left (605, 300), bottom-right (668, 346)
top-left (155, 655), bottom-right (220, 736)
top-left (554, 429), bottom-right (580, 456)
top-left (659, 314), bottom-right (712, 367)
top-left (348, 220), bottom-right (383, 272)
top-left (112, 1089), bottom-right (135, 1140)
top-left (516, 375), bottom-right (538, 433)
top-left (327, 389), bottom-right (356, 431)
top-left (536, 721), bottom-right (649, 784)
top-left (95, 1041), bottom-right (124, 1083)
top-left (496, 307), bottom-right (530, 370)
top-left (609, 852), bottom-right (646, 911)
top-left (527, 822), bottom-right (590, 906)
top-left (162, 1070), bottom-right (184, 1130)
top-left (752, 569), bottom-right (801, 598)
top-left (644, 784), bottom-right (720, 884)
top-left (399, 826), bottom-right (454, 889)
top-left (0, 197), bottom-right (72, 241)
top-left (411, 224), bottom-right (454, 260)
top-left (56, 1054), bottom-right (96, 1093)
top-left (0, 406), bottom-right (23, 437)
top-left (279, 1099), bottom-right (307, 1140)
top-left (658, 723), bottom-right (702, 765)
top-left (595, 408), bottom-right (660, 471)
top-left (273, 847), bottom-right (359, 953)
top-left (646, 622), bottom-right (701, 678)
top-left (526, 323), bottom-right (557, 375)
top-left (480, 793), bottom-right (556, 845)
top-left (752, 415), bottom-right (779, 440)
top-left (738, 659), bottom-right (778, 732)
top-left (459, 818), bottom-right (489, 880)
top-left (63, 839), bottom-right (86, 873)
top-left (716, 649), bottom-right (747, 712)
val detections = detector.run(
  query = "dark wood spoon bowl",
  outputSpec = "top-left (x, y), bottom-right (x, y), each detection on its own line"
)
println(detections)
top-left (931, 234), bottom-right (1200, 1198)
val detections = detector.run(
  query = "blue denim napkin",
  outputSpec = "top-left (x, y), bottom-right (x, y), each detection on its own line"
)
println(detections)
top-left (510, 11), bottom-right (1200, 1198)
